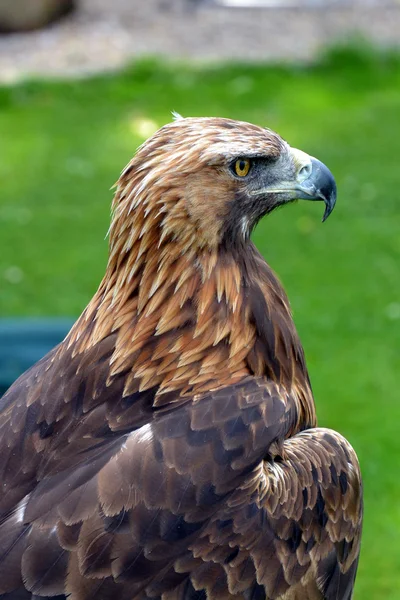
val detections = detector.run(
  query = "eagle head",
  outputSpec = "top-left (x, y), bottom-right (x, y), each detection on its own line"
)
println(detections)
top-left (110, 116), bottom-right (336, 254)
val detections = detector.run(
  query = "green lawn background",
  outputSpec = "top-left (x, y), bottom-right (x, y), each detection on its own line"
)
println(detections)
top-left (0, 46), bottom-right (399, 598)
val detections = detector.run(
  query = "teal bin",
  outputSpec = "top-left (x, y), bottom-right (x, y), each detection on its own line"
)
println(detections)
top-left (0, 318), bottom-right (74, 396)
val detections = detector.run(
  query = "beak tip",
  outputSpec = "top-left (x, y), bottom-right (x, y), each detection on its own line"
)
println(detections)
top-left (321, 190), bottom-right (337, 222)
top-left (322, 202), bottom-right (333, 222)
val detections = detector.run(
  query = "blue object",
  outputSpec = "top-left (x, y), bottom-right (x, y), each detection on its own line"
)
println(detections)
top-left (0, 318), bottom-right (74, 396)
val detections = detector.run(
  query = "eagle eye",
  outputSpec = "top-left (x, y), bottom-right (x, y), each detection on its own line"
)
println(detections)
top-left (232, 158), bottom-right (252, 178)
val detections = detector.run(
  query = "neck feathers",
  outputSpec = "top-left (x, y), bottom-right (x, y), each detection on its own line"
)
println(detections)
top-left (66, 227), bottom-right (316, 427)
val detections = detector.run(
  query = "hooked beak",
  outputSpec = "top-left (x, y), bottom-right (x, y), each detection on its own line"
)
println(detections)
top-left (250, 147), bottom-right (337, 222)
top-left (290, 148), bottom-right (337, 222)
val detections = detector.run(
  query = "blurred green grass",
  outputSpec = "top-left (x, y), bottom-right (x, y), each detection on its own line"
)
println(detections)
top-left (0, 45), bottom-right (399, 598)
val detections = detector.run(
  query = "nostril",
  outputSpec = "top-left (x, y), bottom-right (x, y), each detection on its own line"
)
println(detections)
top-left (298, 162), bottom-right (313, 182)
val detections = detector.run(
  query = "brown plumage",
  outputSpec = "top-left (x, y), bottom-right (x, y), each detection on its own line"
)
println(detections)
top-left (0, 116), bottom-right (362, 600)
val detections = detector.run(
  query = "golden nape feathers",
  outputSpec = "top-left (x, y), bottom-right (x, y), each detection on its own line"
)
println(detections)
top-left (0, 117), bottom-right (361, 600)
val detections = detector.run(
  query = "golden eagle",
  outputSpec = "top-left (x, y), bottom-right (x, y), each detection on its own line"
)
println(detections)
top-left (0, 117), bottom-right (362, 600)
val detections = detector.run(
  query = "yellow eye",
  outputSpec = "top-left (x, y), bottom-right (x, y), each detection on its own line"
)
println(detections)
top-left (234, 158), bottom-right (252, 177)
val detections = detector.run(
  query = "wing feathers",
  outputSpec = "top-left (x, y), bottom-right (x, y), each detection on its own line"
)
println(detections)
top-left (0, 371), bottom-right (361, 600)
